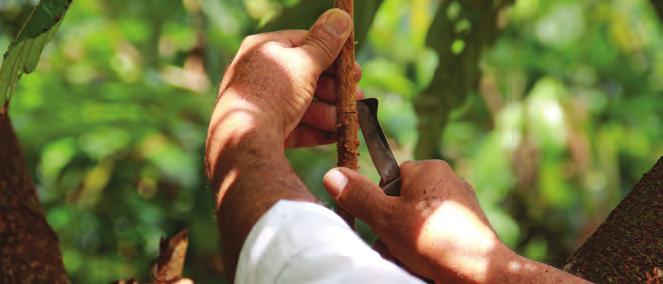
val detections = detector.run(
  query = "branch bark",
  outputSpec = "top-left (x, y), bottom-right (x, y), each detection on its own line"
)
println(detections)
top-left (0, 105), bottom-right (68, 282)
top-left (564, 156), bottom-right (663, 282)
top-left (334, 0), bottom-right (358, 227)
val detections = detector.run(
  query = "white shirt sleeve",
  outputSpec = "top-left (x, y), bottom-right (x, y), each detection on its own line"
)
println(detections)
top-left (235, 200), bottom-right (424, 284)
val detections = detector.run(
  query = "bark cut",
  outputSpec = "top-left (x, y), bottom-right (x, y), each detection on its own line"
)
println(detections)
top-left (0, 105), bottom-right (68, 283)
top-left (334, 0), bottom-right (358, 227)
top-left (564, 156), bottom-right (663, 283)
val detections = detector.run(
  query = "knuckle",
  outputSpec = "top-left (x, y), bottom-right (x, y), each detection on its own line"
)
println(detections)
top-left (242, 34), bottom-right (260, 46)
top-left (422, 160), bottom-right (450, 172)
top-left (400, 161), bottom-right (417, 174)
top-left (306, 34), bottom-right (335, 63)
top-left (462, 179), bottom-right (477, 195)
top-left (435, 160), bottom-right (451, 170)
top-left (255, 41), bottom-right (278, 56)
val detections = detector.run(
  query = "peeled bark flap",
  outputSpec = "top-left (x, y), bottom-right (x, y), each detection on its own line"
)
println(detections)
top-left (152, 230), bottom-right (189, 283)
top-left (564, 157), bottom-right (663, 283)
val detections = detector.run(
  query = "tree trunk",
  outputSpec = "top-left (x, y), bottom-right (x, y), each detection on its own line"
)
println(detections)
top-left (564, 156), bottom-right (663, 283)
top-left (651, 0), bottom-right (663, 22)
top-left (413, 0), bottom-right (504, 160)
top-left (0, 105), bottom-right (68, 283)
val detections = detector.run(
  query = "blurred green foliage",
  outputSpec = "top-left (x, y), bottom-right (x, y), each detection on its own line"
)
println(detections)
top-left (1, 0), bottom-right (662, 282)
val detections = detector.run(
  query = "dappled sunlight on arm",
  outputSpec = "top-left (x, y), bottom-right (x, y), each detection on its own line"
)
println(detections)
top-left (417, 200), bottom-right (499, 282)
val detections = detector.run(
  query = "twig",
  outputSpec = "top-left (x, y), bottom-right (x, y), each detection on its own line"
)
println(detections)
top-left (334, 0), bottom-right (358, 228)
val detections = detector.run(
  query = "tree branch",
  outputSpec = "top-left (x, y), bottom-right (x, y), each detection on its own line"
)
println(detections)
top-left (334, 0), bottom-right (359, 227)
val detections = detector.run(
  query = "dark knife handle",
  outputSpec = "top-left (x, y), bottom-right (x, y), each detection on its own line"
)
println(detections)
top-left (380, 177), bottom-right (401, 196)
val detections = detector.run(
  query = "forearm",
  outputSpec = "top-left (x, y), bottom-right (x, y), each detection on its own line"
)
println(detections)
top-left (479, 245), bottom-right (591, 284)
top-left (426, 242), bottom-right (590, 283)
top-left (206, 100), bottom-right (316, 278)
top-left (494, 249), bottom-right (591, 284)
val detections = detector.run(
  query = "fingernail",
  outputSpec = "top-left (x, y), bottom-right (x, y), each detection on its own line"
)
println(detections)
top-left (323, 9), bottom-right (351, 38)
top-left (325, 168), bottom-right (348, 197)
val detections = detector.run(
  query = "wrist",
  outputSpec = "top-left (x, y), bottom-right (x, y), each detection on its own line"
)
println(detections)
top-left (487, 245), bottom-right (528, 284)
top-left (213, 88), bottom-right (285, 144)
top-left (487, 245), bottom-right (591, 284)
top-left (437, 241), bottom-right (517, 284)
top-left (206, 93), bottom-right (285, 186)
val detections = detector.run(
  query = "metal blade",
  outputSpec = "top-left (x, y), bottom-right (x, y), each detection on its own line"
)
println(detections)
top-left (357, 98), bottom-right (400, 196)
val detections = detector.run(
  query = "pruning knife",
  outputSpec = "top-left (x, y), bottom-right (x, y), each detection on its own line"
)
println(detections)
top-left (357, 98), bottom-right (401, 196)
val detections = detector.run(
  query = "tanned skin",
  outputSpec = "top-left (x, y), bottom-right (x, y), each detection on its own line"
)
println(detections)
top-left (324, 163), bottom-right (591, 284)
top-left (206, 8), bottom-right (591, 284)
top-left (205, 9), bottom-right (356, 278)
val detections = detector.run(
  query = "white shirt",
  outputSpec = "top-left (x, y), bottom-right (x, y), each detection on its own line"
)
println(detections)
top-left (236, 200), bottom-right (424, 284)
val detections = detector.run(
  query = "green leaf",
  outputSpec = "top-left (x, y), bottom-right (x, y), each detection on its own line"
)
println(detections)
top-left (1, 0), bottom-right (72, 106)
top-left (413, 0), bottom-right (506, 159)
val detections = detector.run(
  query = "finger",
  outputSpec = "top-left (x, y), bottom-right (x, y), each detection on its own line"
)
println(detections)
top-left (399, 161), bottom-right (418, 176)
top-left (323, 61), bottom-right (363, 82)
top-left (240, 30), bottom-right (308, 51)
top-left (285, 124), bottom-right (335, 148)
top-left (302, 101), bottom-right (337, 132)
top-left (296, 9), bottom-right (353, 76)
top-left (323, 167), bottom-right (393, 226)
top-left (315, 75), bottom-right (365, 103)
top-left (399, 160), bottom-right (452, 197)
top-left (355, 62), bottom-right (362, 82)
top-left (356, 87), bottom-right (365, 99)
top-left (314, 74), bottom-right (337, 103)
top-left (400, 160), bottom-right (451, 178)
top-left (373, 239), bottom-right (397, 262)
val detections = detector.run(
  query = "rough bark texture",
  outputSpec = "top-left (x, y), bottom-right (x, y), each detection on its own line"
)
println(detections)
top-left (334, 0), bottom-right (358, 227)
top-left (0, 105), bottom-right (68, 283)
top-left (564, 156), bottom-right (663, 283)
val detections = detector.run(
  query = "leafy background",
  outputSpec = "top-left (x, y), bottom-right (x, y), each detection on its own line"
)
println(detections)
top-left (1, 0), bottom-right (662, 282)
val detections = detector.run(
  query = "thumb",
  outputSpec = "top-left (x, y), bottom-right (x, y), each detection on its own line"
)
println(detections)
top-left (297, 9), bottom-right (353, 75)
top-left (323, 168), bottom-right (391, 225)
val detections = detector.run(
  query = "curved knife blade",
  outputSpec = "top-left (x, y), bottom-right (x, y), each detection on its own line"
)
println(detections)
top-left (357, 98), bottom-right (401, 196)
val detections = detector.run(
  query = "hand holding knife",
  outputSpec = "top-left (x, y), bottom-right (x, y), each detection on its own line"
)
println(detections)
top-left (357, 99), bottom-right (435, 283)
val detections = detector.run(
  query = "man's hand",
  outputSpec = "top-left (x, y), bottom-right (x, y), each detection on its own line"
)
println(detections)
top-left (323, 161), bottom-right (499, 282)
top-left (205, 9), bottom-right (358, 279)
top-left (208, 8), bottom-right (361, 162)
top-left (323, 161), bottom-right (591, 284)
